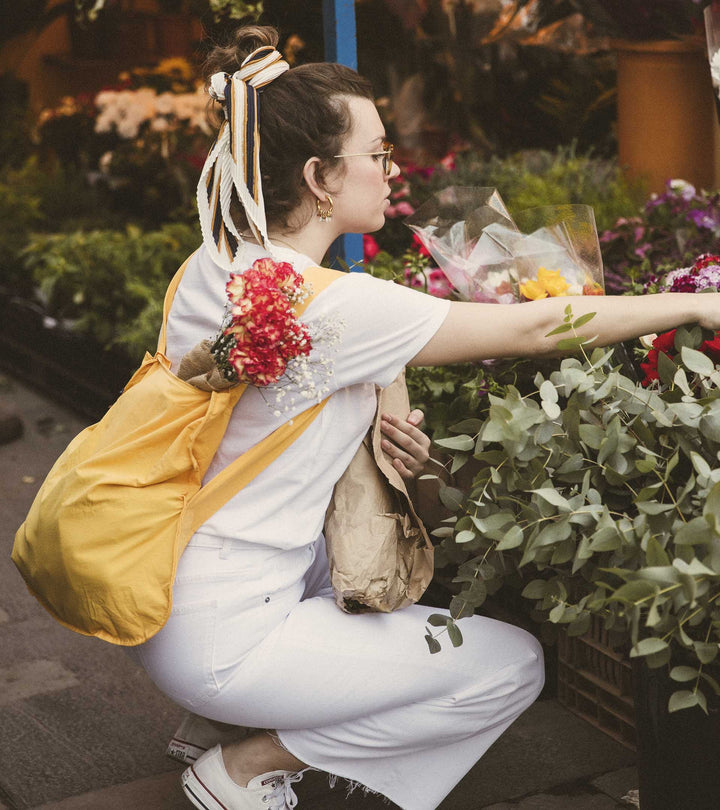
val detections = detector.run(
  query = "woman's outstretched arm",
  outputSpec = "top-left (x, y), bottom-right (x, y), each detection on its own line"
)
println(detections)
top-left (409, 292), bottom-right (720, 367)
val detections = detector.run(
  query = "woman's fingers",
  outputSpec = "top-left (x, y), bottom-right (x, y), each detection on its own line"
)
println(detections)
top-left (380, 411), bottom-right (430, 479)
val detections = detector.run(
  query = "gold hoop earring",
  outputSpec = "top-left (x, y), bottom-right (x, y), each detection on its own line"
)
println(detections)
top-left (316, 195), bottom-right (333, 222)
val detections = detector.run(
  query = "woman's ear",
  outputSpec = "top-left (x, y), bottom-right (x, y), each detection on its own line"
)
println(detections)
top-left (302, 156), bottom-right (330, 203)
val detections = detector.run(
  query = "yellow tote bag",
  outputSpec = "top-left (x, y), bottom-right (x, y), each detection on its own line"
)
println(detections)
top-left (12, 258), bottom-right (342, 646)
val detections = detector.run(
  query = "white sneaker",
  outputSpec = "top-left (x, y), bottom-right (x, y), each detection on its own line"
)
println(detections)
top-left (167, 712), bottom-right (248, 764)
top-left (181, 744), bottom-right (304, 810)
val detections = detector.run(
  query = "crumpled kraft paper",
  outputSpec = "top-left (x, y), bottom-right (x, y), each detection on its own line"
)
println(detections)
top-left (324, 371), bottom-right (434, 613)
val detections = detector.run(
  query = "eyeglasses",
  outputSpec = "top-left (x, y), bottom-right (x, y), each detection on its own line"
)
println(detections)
top-left (333, 141), bottom-right (394, 176)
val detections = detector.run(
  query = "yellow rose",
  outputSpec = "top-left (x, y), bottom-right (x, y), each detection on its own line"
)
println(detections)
top-left (520, 267), bottom-right (571, 300)
top-left (519, 279), bottom-right (548, 300)
top-left (537, 267), bottom-right (570, 297)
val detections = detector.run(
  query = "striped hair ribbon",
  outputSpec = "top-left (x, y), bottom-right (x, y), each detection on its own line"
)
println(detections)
top-left (197, 46), bottom-right (290, 271)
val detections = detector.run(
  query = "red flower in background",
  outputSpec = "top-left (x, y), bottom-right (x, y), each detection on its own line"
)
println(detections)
top-left (640, 328), bottom-right (720, 386)
top-left (640, 330), bottom-right (677, 385)
top-left (412, 233), bottom-right (431, 258)
top-left (363, 234), bottom-right (380, 261)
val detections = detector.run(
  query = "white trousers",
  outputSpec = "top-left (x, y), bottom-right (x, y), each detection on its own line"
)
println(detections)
top-left (137, 533), bottom-right (544, 810)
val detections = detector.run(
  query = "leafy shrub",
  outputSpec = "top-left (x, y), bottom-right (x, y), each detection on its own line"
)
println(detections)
top-left (6, 158), bottom-right (116, 231)
top-left (21, 223), bottom-right (200, 362)
top-left (426, 316), bottom-right (720, 712)
top-left (0, 72), bottom-right (32, 170)
top-left (0, 182), bottom-right (43, 297)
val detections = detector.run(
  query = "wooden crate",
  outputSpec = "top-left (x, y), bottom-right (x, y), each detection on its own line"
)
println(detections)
top-left (557, 617), bottom-right (636, 751)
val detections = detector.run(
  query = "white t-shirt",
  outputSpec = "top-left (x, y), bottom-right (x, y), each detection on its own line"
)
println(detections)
top-left (165, 244), bottom-right (450, 550)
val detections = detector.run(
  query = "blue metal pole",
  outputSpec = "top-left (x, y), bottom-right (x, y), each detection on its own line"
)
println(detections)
top-left (322, 0), bottom-right (364, 271)
top-left (322, 0), bottom-right (358, 69)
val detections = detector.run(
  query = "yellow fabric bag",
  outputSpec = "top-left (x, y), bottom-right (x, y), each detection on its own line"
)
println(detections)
top-left (12, 258), bottom-right (342, 646)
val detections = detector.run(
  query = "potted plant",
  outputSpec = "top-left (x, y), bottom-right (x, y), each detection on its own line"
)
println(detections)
top-left (516, 0), bottom-right (718, 192)
top-left (581, 0), bottom-right (716, 194)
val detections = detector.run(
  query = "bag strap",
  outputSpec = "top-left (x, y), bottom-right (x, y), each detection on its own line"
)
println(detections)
top-left (185, 263), bottom-right (345, 534)
top-left (157, 251), bottom-right (197, 355)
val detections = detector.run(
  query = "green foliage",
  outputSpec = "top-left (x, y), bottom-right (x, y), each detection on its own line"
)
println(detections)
top-left (21, 223), bottom-right (200, 361)
top-left (0, 72), bottom-right (32, 170)
top-left (378, 146), bottom-right (644, 259)
top-left (5, 158), bottom-right (114, 231)
top-left (429, 315), bottom-right (720, 711)
top-left (0, 182), bottom-right (43, 297)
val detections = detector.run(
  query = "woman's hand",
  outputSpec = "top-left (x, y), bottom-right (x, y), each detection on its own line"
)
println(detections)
top-left (380, 409), bottom-right (430, 480)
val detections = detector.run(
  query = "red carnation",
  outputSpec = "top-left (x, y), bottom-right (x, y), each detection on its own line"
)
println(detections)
top-left (212, 257), bottom-right (313, 387)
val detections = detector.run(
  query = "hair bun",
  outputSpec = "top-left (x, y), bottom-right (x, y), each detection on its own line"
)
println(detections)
top-left (204, 25), bottom-right (280, 79)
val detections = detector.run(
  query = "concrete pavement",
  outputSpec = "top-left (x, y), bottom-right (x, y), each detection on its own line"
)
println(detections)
top-left (0, 372), bottom-right (639, 809)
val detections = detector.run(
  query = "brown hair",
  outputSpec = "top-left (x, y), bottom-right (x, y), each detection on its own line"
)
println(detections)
top-left (203, 25), bottom-right (374, 230)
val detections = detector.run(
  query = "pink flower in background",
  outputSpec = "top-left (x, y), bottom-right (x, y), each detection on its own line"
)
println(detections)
top-left (426, 269), bottom-right (453, 298)
top-left (391, 184), bottom-right (411, 200)
top-left (440, 152), bottom-right (457, 171)
top-left (662, 253), bottom-right (720, 293)
top-left (386, 201), bottom-right (416, 219)
top-left (403, 266), bottom-right (453, 299)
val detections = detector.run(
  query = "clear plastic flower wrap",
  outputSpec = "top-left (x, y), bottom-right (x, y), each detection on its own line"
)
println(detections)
top-left (404, 186), bottom-right (605, 303)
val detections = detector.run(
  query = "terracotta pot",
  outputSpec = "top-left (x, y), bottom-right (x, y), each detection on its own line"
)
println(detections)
top-left (614, 39), bottom-right (718, 193)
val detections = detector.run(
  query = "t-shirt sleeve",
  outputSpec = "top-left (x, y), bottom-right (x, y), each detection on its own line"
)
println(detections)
top-left (304, 271), bottom-right (451, 390)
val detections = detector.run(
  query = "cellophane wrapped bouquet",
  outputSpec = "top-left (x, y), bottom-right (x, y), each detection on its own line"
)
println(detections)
top-left (404, 186), bottom-right (605, 303)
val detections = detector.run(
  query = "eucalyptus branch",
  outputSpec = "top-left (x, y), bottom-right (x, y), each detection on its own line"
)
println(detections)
top-left (654, 469), bottom-right (689, 524)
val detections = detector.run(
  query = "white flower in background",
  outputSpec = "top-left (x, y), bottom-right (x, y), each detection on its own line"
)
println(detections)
top-left (669, 179), bottom-right (696, 201)
top-left (94, 86), bottom-right (211, 139)
top-left (155, 92), bottom-right (176, 116)
top-left (711, 50), bottom-right (720, 90)
top-left (98, 151), bottom-right (114, 173)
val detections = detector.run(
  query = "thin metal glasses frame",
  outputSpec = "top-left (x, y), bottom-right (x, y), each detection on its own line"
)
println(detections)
top-left (333, 141), bottom-right (394, 175)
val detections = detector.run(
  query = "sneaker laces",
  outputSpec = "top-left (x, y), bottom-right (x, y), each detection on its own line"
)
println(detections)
top-left (262, 770), bottom-right (305, 809)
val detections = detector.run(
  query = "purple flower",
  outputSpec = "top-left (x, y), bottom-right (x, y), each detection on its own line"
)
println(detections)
top-left (695, 266), bottom-right (720, 290)
top-left (669, 179), bottom-right (697, 202)
top-left (687, 208), bottom-right (720, 230)
top-left (634, 242), bottom-right (653, 259)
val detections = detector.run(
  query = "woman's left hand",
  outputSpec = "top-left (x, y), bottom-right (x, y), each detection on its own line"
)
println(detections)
top-left (380, 409), bottom-right (430, 480)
